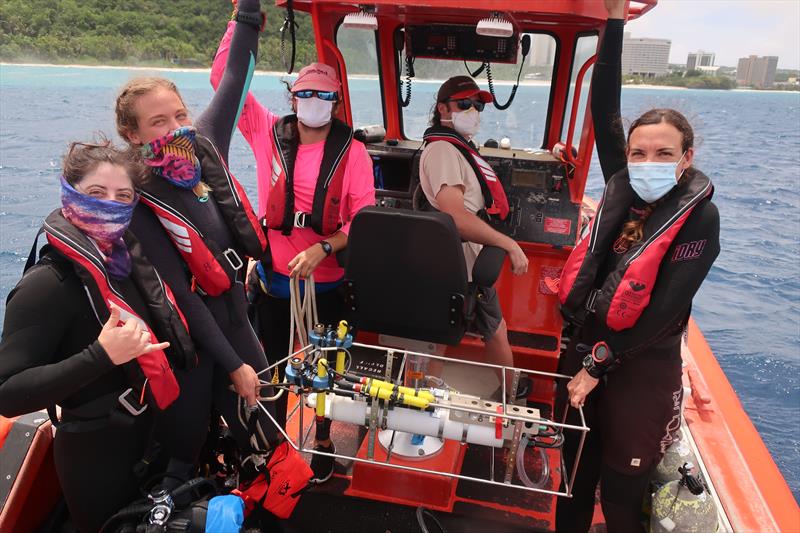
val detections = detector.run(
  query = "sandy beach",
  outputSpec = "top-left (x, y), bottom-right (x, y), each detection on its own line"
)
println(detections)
top-left (4, 62), bottom-right (797, 93)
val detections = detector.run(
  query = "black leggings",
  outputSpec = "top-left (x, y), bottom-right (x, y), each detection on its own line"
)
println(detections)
top-left (554, 339), bottom-right (680, 533)
top-left (555, 401), bottom-right (655, 533)
top-left (255, 288), bottom-right (345, 438)
top-left (156, 283), bottom-right (280, 467)
top-left (54, 413), bottom-right (153, 533)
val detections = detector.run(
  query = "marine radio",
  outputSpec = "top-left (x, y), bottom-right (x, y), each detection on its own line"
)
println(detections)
top-left (405, 24), bottom-right (519, 64)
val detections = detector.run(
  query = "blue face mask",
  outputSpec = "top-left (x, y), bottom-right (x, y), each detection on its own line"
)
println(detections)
top-left (627, 152), bottom-right (686, 203)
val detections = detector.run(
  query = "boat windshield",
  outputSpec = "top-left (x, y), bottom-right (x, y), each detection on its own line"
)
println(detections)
top-left (401, 32), bottom-right (556, 149)
top-left (336, 27), bottom-right (557, 149)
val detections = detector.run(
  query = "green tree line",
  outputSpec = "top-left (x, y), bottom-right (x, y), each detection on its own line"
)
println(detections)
top-left (0, 0), bottom-right (318, 70)
top-left (1, 1), bottom-right (548, 80)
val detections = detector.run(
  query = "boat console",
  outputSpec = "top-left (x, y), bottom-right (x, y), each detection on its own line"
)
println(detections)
top-left (368, 140), bottom-right (579, 248)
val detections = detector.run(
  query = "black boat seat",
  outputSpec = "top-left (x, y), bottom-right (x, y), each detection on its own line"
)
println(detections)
top-left (343, 206), bottom-right (505, 345)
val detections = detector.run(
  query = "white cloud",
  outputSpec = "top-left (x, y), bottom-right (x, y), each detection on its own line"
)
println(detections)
top-left (625, 0), bottom-right (800, 69)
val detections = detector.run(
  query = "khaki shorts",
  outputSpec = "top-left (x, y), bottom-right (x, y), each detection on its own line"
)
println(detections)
top-left (469, 286), bottom-right (503, 342)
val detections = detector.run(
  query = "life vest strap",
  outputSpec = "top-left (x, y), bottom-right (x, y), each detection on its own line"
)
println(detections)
top-left (47, 387), bottom-right (148, 433)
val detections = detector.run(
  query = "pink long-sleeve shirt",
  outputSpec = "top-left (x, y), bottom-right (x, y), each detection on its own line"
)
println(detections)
top-left (211, 22), bottom-right (375, 282)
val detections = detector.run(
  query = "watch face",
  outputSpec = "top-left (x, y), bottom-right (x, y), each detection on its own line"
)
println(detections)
top-left (593, 344), bottom-right (608, 363)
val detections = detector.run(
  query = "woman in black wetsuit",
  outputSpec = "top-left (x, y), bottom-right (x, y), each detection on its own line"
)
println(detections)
top-left (114, 0), bottom-right (297, 489)
top-left (0, 141), bottom-right (195, 532)
top-left (555, 1), bottom-right (720, 531)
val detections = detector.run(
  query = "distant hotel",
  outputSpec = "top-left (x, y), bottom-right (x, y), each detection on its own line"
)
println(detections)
top-left (622, 32), bottom-right (671, 77)
top-left (687, 50), bottom-right (720, 76)
top-left (737, 55), bottom-right (779, 88)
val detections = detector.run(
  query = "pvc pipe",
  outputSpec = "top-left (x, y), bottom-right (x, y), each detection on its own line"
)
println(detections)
top-left (307, 394), bottom-right (503, 447)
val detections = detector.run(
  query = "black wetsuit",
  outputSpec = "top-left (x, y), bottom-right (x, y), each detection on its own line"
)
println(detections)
top-left (0, 250), bottom-right (156, 532)
top-left (555, 19), bottom-right (720, 533)
top-left (129, 0), bottom-right (279, 471)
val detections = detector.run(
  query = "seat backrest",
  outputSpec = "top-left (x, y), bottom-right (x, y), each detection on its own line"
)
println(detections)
top-left (344, 206), bottom-right (468, 345)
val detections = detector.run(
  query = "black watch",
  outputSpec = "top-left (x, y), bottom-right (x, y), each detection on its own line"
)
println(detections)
top-left (581, 341), bottom-right (615, 379)
top-left (319, 241), bottom-right (333, 256)
top-left (235, 10), bottom-right (265, 31)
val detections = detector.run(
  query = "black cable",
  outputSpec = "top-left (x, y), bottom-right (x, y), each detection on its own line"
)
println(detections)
top-left (486, 34), bottom-right (531, 110)
top-left (280, 0), bottom-right (297, 74)
top-left (400, 55), bottom-right (414, 108)
top-left (464, 60), bottom-right (486, 78)
top-left (416, 506), bottom-right (447, 533)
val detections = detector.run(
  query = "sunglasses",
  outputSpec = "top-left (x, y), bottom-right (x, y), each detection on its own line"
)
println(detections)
top-left (294, 90), bottom-right (338, 102)
top-left (449, 98), bottom-right (486, 112)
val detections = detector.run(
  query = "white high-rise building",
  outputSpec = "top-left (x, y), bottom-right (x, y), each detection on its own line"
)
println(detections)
top-left (622, 32), bottom-right (671, 77)
top-left (687, 50), bottom-right (715, 71)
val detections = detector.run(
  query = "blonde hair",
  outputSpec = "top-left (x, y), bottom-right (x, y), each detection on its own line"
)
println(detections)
top-left (114, 77), bottom-right (211, 196)
top-left (115, 77), bottom-right (186, 142)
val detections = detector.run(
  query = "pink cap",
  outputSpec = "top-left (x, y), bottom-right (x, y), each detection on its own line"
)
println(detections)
top-left (291, 63), bottom-right (341, 93)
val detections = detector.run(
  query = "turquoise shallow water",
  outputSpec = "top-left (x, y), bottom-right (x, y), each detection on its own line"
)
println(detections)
top-left (1, 64), bottom-right (798, 502)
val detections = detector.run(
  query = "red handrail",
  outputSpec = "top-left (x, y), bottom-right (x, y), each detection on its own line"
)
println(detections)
top-left (562, 54), bottom-right (597, 167)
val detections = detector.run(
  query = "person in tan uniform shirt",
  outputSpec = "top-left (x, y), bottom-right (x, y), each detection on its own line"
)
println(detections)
top-left (419, 76), bottom-right (530, 401)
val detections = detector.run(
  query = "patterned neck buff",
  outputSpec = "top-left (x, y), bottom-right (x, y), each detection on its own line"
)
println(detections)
top-left (140, 126), bottom-right (202, 189)
top-left (60, 176), bottom-right (137, 279)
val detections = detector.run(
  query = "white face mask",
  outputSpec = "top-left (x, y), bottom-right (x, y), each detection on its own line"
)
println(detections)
top-left (627, 152), bottom-right (686, 203)
top-left (443, 108), bottom-right (481, 139)
top-left (296, 97), bottom-right (333, 128)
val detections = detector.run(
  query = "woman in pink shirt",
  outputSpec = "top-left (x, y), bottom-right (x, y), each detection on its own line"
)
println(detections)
top-left (211, 15), bottom-right (376, 484)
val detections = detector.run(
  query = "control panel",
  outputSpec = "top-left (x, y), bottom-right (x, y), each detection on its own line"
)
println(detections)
top-left (406, 24), bottom-right (518, 64)
top-left (367, 141), bottom-right (579, 248)
top-left (480, 147), bottom-right (579, 247)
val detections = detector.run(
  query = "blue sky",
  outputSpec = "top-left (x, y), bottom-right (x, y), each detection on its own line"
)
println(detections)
top-left (625, 0), bottom-right (800, 70)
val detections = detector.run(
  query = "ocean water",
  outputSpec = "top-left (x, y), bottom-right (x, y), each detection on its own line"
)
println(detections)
top-left (1, 65), bottom-right (798, 502)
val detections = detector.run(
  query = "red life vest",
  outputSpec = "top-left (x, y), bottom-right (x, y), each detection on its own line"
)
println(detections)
top-left (138, 135), bottom-right (267, 296)
top-left (422, 126), bottom-right (510, 220)
top-left (559, 169), bottom-right (713, 331)
top-left (40, 209), bottom-right (195, 410)
top-left (265, 116), bottom-right (353, 236)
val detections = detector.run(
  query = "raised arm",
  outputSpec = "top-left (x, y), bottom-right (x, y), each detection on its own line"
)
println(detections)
top-left (195, 0), bottom-right (263, 160)
top-left (591, 15), bottom-right (628, 182)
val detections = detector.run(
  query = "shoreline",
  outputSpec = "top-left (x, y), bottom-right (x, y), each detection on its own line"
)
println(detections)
top-left (3, 62), bottom-right (798, 93)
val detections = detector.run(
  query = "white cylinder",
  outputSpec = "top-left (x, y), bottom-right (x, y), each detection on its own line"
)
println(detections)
top-left (308, 394), bottom-right (503, 447)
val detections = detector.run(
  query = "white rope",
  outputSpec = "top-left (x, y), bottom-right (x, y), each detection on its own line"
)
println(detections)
top-left (259, 274), bottom-right (320, 402)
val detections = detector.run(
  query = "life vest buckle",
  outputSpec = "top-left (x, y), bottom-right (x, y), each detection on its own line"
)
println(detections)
top-left (223, 248), bottom-right (244, 271)
top-left (293, 211), bottom-right (308, 229)
top-left (585, 289), bottom-right (601, 313)
top-left (118, 388), bottom-right (148, 416)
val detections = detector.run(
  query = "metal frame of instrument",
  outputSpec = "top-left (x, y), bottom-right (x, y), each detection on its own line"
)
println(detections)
top-left (255, 341), bottom-right (590, 499)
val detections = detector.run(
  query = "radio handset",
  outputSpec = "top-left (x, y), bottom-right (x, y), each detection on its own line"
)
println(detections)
top-left (396, 28), bottom-right (415, 107)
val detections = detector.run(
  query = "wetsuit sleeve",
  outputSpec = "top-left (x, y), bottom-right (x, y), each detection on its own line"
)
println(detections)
top-left (592, 19), bottom-right (628, 183)
top-left (211, 16), bottom-right (281, 219)
top-left (0, 266), bottom-right (115, 417)
top-left (211, 20), bottom-right (281, 143)
top-left (340, 141), bottom-right (376, 235)
top-left (130, 206), bottom-right (244, 374)
top-left (195, 0), bottom-right (263, 161)
top-left (606, 200), bottom-right (720, 358)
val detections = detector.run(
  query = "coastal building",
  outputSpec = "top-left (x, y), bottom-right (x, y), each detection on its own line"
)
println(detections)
top-left (687, 50), bottom-right (715, 71)
top-left (736, 55), bottom-right (779, 88)
top-left (622, 32), bottom-right (671, 77)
